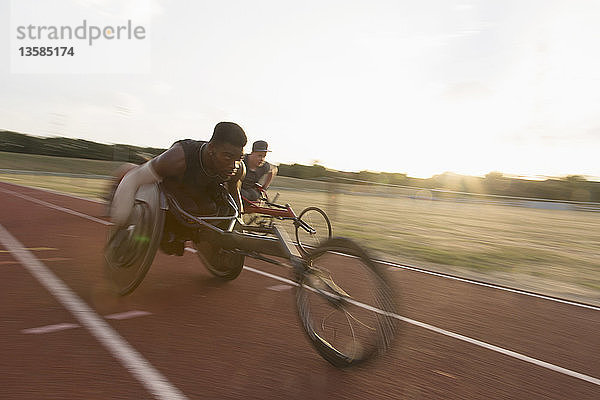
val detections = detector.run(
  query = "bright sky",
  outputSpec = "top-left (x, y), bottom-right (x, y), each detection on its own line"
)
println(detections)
top-left (1, 0), bottom-right (600, 179)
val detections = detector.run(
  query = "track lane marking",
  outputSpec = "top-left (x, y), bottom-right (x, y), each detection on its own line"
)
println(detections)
top-left (335, 251), bottom-right (600, 312)
top-left (3, 183), bottom-right (600, 387)
top-left (0, 181), bottom-right (105, 204)
top-left (0, 224), bottom-right (188, 400)
top-left (22, 323), bottom-right (80, 334)
top-left (267, 284), bottom-right (293, 291)
top-left (21, 311), bottom-right (152, 334)
top-left (105, 310), bottom-right (152, 320)
top-left (377, 259), bottom-right (600, 312)
top-left (244, 265), bottom-right (600, 387)
top-left (0, 247), bottom-right (58, 252)
top-left (433, 370), bottom-right (457, 379)
top-left (0, 257), bottom-right (71, 265)
top-left (0, 187), bottom-right (111, 226)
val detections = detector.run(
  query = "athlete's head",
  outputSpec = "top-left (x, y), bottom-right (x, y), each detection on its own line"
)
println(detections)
top-left (247, 140), bottom-right (270, 168)
top-left (206, 122), bottom-right (247, 177)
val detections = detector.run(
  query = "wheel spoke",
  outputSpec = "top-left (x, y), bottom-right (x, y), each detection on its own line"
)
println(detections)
top-left (344, 308), bottom-right (377, 331)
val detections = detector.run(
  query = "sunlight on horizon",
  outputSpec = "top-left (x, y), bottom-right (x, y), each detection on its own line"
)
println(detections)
top-left (1, 0), bottom-right (599, 180)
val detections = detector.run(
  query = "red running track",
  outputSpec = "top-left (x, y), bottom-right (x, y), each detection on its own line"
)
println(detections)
top-left (0, 181), bottom-right (599, 399)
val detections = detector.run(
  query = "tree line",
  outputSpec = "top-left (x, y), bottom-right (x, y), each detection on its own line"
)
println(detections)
top-left (0, 130), bottom-right (163, 164)
top-left (278, 164), bottom-right (600, 202)
top-left (2, 130), bottom-right (598, 202)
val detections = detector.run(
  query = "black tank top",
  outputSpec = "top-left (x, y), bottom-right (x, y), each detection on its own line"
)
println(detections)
top-left (162, 139), bottom-right (226, 216)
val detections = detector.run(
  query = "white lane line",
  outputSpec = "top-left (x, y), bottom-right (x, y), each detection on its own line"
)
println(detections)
top-left (375, 258), bottom-right (600, 312)
top-left (0, 257), bottom-right (72, 266)
top-left (267, 284), bottom-right (292, 292)
top-left (433, 370), bottom-right (457, 379)
top-left (105, 310), bottom-right (152, 320)
top-left (22, 323), bottom-right (80, 334)
top-left (3, 182), bottom-right (598, 313)
top-left (186, 247), bottom-right (294, 294)
top-left (21, 311), bottom-right (151, 334)
top-left (0, 224), bottom-right (188, 400)
top-left (0, 187), bottom-right (111, 226)
top-left (243, 265), bottom-right (600, 387)
top-left (0, 247), bottom-right (58, 252)
top-left (0, 181), bottom-right (105, 204)
top-left (4, 183), bottom-right (600, 386)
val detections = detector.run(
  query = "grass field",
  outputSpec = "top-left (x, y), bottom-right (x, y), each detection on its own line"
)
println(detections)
top-left (0, 173), bottom-right (110, 200)
top-left (269, 189), bottom-right (600, 302)
top-left (0, 151), bottom-right (123, 175)
top-left (1, 153), bottom-right (599, 305)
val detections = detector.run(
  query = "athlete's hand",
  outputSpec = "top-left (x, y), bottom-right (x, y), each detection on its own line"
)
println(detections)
top-left (110, 183), bottom-right (136, 227)
top-left (110, 162), bottom-right (162, 227)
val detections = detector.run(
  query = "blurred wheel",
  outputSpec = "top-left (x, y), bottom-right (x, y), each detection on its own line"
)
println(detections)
top-left (296, 237), bottom-right (398, 367)
top-left (104, 183), bottom-right (164, 295)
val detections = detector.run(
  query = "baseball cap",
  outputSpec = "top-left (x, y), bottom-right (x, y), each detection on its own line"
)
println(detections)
top-left (252, 140), bottom-right (271, 152)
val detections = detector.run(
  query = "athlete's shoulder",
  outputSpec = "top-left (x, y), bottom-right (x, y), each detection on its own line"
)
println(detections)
top-left (260, 160), bottom-right (272, 172)
top-left (151, 142), bottom-right (186, 177)
top-left (174, 139), bottom-right (207, 149)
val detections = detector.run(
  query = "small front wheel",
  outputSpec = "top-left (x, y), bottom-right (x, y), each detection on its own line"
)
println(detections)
top-left (295, 207), bottom-right (332, 255)
top-left (296, 237), bottom-right (399, 368)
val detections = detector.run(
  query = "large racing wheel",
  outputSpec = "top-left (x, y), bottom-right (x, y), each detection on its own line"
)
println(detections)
top-left (296, 237), bottom-right (399, 367)
top-left (104, 183), bottom-right (165, 296)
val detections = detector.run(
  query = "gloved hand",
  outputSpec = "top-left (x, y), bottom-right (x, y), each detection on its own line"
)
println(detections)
top-left (110, 161), bottom-right (162, 226)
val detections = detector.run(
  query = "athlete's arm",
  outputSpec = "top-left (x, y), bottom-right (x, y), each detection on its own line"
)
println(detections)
top-left (226, 161), bottom-right (246, 214)
top-left (151, 143), bottom-right (186, 178)
top-left (110, 144), bottom-right (186, 226)
top-left (262, 165), bottom-right (278, 190)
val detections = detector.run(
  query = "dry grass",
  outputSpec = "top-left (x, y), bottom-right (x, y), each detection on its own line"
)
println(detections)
top-left (0, 151), bottom-right (122, 175)
top-left (268, 188), bottom-right (600, 304)
top-left (0, 173), bottom-right (111, 200)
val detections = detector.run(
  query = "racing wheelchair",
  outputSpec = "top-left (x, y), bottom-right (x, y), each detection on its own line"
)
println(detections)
top-left (242, 183), bottom-right (332, 255)
top-left (104, 182), bottom-right (398, 368)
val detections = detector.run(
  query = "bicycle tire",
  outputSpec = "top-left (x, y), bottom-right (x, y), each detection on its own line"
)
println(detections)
top-left (295, 207), bottom-right (332, 256)
top-left (104, 184), bottom-right (164, 295)
top-left (296, 237), bottom-right (398, 368)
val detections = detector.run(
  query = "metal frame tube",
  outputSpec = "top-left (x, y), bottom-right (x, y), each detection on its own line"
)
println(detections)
top-left (162, 185), bottom-right (303, 263)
